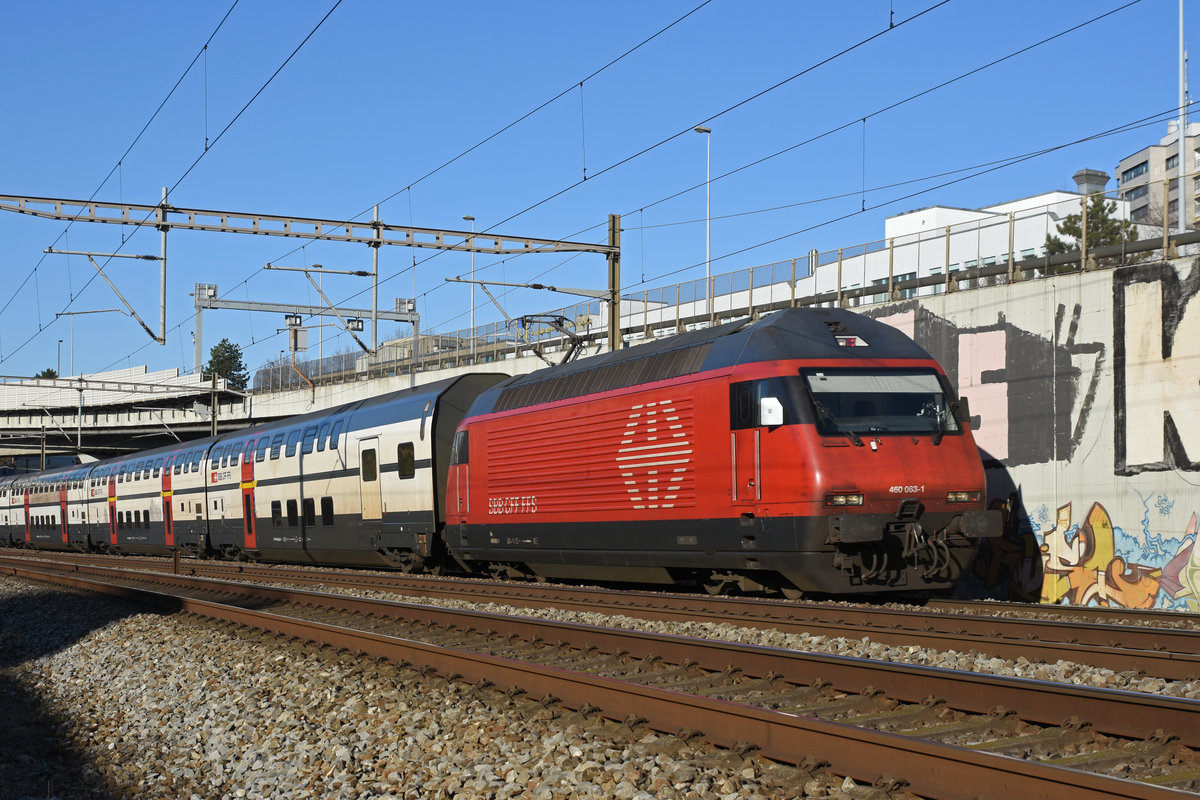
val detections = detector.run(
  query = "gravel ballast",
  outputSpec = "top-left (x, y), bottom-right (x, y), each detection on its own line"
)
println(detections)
top-left (1, 576), bottom-right (848, 800)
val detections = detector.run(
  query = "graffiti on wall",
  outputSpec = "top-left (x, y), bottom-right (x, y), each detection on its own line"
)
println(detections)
top-left (864, 260), bottom-right (1200, 608)
top-left (1113, 261), bottom-right (1200, 475)
top-left (864, 300), bottom-right (1104, 468)
top-left (1038, 501), bottom-right (1198, 610)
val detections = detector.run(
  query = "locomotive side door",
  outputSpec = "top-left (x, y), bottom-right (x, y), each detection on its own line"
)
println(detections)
top-left (358, 438), bottom-right (382, 521)
top-left (730, 429), bottom-right (760, 504)
top-left (729, 380), bottom-right (762, 505)
top-left (241, 440), bottom-right (257, 549)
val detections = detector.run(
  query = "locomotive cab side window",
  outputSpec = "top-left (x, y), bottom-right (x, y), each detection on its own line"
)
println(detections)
top-left (450, 431), bottom-right (469, 465)
top-left (729, 377), bottom-right (809, 429)
top-left (397, 443), bottom-right (415, 479)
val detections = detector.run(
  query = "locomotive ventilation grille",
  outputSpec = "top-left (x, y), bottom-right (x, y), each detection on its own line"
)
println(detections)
top-left (485, 396), bottom-right (697, 514)
top-left (493, 344), bottom-right (711, 412)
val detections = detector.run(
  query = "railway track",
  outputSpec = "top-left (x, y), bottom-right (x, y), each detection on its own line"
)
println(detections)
top-left (5, 558), bottom-right (1199, 799)
top-left (4, 550), bottom-right (1198, 681)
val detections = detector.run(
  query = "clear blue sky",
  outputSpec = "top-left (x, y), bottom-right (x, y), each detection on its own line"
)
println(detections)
top-left (0, 0), bottom-right (1189, 379)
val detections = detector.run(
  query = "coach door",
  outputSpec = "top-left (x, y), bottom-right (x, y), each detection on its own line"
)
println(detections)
top-left (23, 490), bottom-right (30, 543)
top-left (108, 477), bottom-right (118, 545)
top-left (161, 461), bottom-right (175, 547)
top-left (358, 438), bottom-right (382, 521)
top-left (59, 485), bottom-right (69, 544)
top-left (241, 440), bottom-right (258, 549)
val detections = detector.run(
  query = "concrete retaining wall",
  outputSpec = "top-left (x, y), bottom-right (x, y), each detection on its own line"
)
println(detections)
top-left (863, 258), bottom-right (1200, 610)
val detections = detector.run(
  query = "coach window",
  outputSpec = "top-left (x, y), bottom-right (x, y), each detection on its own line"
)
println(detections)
top-left (134, 510), bottom-right (141, 527)
top-left (316, 422), bottom-right (330, 452)
top-left (321, 497), bottom-right (334, 525)
top-left (271, 501), bottom-right (282, 528)
top-left (303, 497), bottom-right (315, 526)
top-left (244, 441), bottom-right (256, 465)
top-left (328, 420), bottom-right (343, 452)
top-left (397, 443), bottom-right (415, 479)
top-left (301, 426), bottom-right (318, 455)
top-left (270, 433), bottom-right (285, 460)
top-left (361, 448), bottom-right (378, 482)
top-left (285, 430), bottom-right (301, 458)
top-left (256, 438), bottom-right (270, 463)
top-left (286, 499), bottom-right (298, 527)
top-left (154, 458), bottom-right (164, 477)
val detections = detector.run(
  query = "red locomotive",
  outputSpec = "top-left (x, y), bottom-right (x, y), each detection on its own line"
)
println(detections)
top-left (446, 307), bottom-right (999, 596)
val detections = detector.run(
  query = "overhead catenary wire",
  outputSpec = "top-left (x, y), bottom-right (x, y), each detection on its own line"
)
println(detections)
top-left (126, 1), bottom-right (719, 365)
top-left (0, 0), bottom-right (342, 370)
top-left (167, 0), bottom-right (1160, 366)
top-left (0, 0), bottom-right (241, 322)
top-left (33, 0), bottom-right (1152, 374)
top-left (217, 0), bottom-right (961, 350)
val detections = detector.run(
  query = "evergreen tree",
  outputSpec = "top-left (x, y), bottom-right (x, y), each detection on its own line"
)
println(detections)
top-left (33, 367), bottom-right (57, 379)
top-left (204, 337), bottom-right (249, 390)
top-left (1045, 194), bottom-right (1139, 269)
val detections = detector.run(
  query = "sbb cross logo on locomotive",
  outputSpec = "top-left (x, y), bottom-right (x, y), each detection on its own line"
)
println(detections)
top-left (488, 495), bottom-right (537, 515)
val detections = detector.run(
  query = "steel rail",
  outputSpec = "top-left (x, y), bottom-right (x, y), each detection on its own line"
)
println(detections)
top-left (8, 562), bottom-right (1197, 800)
top-left (5, 552), bottom-right (1195, 680)
top-left (7, 561), bottom-right (1198, 752)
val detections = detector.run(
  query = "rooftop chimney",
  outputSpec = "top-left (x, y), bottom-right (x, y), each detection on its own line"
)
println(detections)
top-left (1073, 168), bottom-right (1110, 197)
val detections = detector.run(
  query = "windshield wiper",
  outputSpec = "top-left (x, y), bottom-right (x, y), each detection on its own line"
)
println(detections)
top-left (931, 414), bottom-right (945, 446)
top-left (919, 400), bottom-right (946, 446)
top-left (813, 400), bottom-right (863, 447)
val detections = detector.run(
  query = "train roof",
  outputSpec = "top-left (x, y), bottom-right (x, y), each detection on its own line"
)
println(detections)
top-left (470, 307), bottom-right (933, 416)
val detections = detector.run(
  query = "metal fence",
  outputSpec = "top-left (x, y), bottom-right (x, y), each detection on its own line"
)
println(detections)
top-left (252, 187), bottom-right (1187, 393)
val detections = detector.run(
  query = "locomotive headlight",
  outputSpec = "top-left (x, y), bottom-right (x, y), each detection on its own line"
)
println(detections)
top-left (946, 490), bottom-right (981, 503)
top-left (824, 493), bottom-right (864, 507)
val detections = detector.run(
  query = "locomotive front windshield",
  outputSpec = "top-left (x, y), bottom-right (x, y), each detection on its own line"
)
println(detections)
top-left (803, 368), bottom-right (960, 438)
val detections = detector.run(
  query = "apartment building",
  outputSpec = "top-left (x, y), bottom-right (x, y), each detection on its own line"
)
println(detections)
top-left (1115, 120), bottom-right (1200, 228)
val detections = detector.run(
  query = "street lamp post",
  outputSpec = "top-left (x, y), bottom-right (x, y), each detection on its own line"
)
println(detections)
top-left (463, 215), bottom-right (475, 359)
top-left (694, 126), bottom-right (711, 322)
